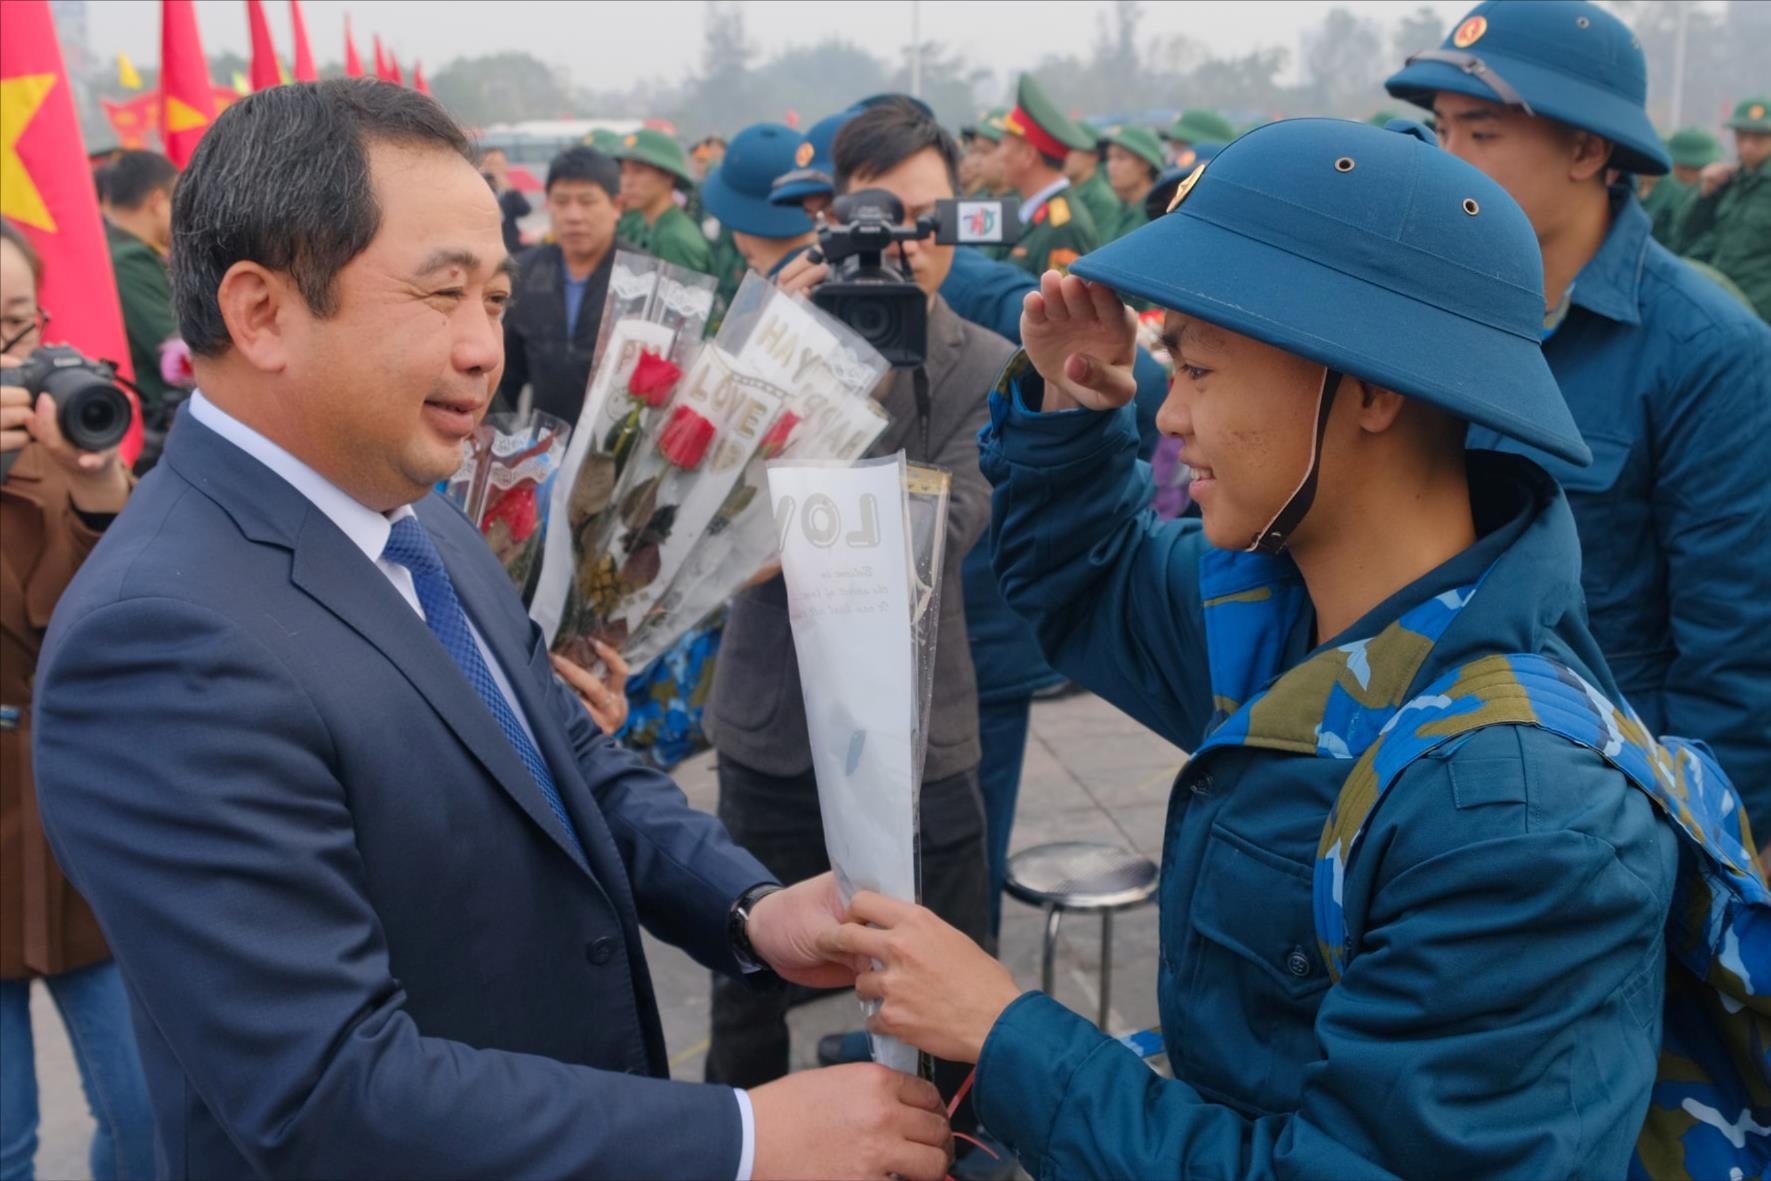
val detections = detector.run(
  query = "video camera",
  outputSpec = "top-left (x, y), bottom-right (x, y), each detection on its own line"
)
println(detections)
top-left (0, 346), bottom-right (134, 482)
top-left (812, 188), bottom-right (1020, 368)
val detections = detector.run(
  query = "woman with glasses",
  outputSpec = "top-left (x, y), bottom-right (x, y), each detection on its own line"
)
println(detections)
top-left (0, 217), bottom-right (152, 1181)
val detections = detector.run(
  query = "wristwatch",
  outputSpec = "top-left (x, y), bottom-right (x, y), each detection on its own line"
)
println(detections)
top-left (728, 882), bottom-right (784, 974)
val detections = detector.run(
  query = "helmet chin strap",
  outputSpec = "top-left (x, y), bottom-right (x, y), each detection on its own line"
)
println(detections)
top-left (1246, 367), bottom-right (1343, 556)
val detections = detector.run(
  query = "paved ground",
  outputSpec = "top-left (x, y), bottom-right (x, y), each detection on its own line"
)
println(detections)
top-left (27, 689), bottom-right (1182, 1178)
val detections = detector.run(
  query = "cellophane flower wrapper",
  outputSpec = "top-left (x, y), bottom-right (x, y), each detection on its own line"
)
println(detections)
top-left (552, 343), bottom-right (789, 662)
top-left (447, 410), bottom-right (572, 592)
top-left (765, 454), bottom-right (949, 1076)
top-left (622, 276), bottom-right (893, 668)
top-left (528, 253), bottom-right (716, 641)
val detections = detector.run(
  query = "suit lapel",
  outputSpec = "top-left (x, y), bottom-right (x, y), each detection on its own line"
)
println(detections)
top-left (425, 510), bottom-right (642, 915)
top-left (286, 514), bottom-right (596, 876)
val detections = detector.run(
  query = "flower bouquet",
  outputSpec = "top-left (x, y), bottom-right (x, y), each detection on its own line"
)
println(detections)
top-left (443, 410), bottom-right (572, 591)
top-left (532, 270), bottom-right (893, 670)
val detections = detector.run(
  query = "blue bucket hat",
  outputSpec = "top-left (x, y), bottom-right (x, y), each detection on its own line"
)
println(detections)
top-left (1072, 118), bottom-right (1589, 467)
top-left (699, 123), bottom-right (815, 239)
top-left (1384, 0), bottom-right (1669, 176)
top-left (769, 108), bottom-right (857, 206)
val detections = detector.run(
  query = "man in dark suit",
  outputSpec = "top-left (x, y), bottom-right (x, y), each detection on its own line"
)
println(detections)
top-left (495, 146), bottom-right (620, 424)
top-left (702, 99), bottom-right (1006, 1108)
top-left (31, 80), bottom-right (951, 1181)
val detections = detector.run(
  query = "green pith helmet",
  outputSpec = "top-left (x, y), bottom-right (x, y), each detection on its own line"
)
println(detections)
top-left (1167, 108), bottom-right (1238, 144)
top-left (608, 128), bottom-right (696, 184)
top-left (973, 107), bottom-right (1010, 144)
top-left (1104, 124), bottom-right (1166, 171)
top-left (1666, 127), bottom-right (1722, 169)
top-left (1725, 97), bottom-right (1771, 134)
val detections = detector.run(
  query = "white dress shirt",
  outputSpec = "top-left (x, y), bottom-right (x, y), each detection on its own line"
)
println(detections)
top-left (187, 393), bottom-right (757, 1180)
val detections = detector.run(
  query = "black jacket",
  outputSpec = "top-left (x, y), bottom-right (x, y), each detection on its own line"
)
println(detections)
top-left (496, 245), bottom-right (613, 424)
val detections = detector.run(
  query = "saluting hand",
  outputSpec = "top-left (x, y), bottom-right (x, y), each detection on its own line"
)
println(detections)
top-left (1021, 270), bottom-right (1139, 414)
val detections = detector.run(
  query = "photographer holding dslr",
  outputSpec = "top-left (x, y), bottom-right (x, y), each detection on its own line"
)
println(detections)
top-left (0, 219), bottom-right (151, 1180)
top-left (704, 98), bottom-right (1010, 1164)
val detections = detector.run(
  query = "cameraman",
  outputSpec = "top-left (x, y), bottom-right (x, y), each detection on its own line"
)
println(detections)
top-left (1, 220), bottom-right (151, 1179)
top-left (704, 96), bottom-right (1008, 1125)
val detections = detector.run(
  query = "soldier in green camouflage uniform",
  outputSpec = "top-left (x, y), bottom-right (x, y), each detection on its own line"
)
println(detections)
top-left (1066, 121), bottom-right (1122, 236)
top-left (1640, 127), bottom-right (1719, 245)
top-left (1672, 98), bottom-right (1771, 320)
top-left (609, 129), bottom-right (713, 275)
top-left (1099, 124), bottom-right (1165, 242)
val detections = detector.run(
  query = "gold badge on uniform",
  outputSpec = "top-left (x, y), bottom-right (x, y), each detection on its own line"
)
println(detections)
top-left (1453, 15), bottom-right (1488, 48)
top-left (1166, 163), bottom-right (1207, 213)
top-left (1049, 196), bottom-right (1071, 227)
top-left (795, 141), bottom-right (815, 168)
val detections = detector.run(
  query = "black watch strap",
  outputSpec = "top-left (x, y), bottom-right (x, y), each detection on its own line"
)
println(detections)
top-left (729, 882), bottom-right (783, 974)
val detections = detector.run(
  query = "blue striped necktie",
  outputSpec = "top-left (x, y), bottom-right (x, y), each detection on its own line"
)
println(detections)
top-left (381, 516), bottom-right (585, 860)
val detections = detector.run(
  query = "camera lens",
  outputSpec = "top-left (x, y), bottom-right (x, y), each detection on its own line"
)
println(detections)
top-left (45, 369), bottom-right (133, 453)
top-left (849, 299), bottom-right (894, 344)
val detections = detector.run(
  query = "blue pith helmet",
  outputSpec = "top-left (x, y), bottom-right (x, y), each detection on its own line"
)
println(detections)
top-left (1072, 118), bottom-right (1590, 467)
top-left (699, 123), bottom-right (815, 239)
top-left (1385, 0), bottom-right (1670, 176)
top-left (768, 108), bottom-right (858, 206)
top-left (1144, 143), bottom-right (1226, 220)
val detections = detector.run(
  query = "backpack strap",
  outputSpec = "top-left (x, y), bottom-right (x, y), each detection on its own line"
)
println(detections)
top-left (1314, 652), bottom-right (1768, 985)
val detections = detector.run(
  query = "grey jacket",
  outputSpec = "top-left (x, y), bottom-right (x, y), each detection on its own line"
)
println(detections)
top-left (705, 294), bottom-right (1009, 781)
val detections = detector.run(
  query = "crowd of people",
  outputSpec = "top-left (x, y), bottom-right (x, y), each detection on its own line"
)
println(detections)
top-left (2, 0), bottom-right (1768, 1178)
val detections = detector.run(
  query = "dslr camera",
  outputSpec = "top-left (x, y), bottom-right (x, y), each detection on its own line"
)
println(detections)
top-left (0, 345), bottom-right (134, 481)
top-left (812, 188), bottom-right (1019, 368)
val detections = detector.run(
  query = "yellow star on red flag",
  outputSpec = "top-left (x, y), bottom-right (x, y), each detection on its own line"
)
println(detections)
top-left (1, 71), bottom-right (57, 232)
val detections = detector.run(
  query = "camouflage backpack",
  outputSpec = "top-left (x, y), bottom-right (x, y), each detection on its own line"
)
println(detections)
top-left (1314, 652), bottom-right (1771, 1180)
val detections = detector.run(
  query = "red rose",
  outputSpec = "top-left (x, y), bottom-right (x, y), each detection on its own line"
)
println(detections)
top-left (482, 483), bottom-right (540, 542)
top-left (627, 348), bottom-right (683, 408)
top-left (656, 405), bottom-right (717, 470)
top-left (757, 411), bottom-right (801, 459)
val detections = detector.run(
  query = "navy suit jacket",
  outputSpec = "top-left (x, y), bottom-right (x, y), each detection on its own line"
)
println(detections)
top-left (32, 412), bottom-right (773, 1179)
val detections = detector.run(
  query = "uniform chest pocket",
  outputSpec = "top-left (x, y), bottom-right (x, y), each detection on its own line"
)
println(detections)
top-left (1553, 430), bottom-right (1632, 496)
top-left (1178, 825), bottom-right (1329, 1113)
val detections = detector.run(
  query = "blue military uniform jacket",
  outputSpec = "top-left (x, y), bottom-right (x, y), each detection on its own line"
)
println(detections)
top-left (974, 375), bottom-right (1678, 1179)
top-left (1467, 189), bottom-right (1771, 833)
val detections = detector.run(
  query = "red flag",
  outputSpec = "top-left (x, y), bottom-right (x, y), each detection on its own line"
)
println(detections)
top-left (388, 51), bottom-right (404, 87)
top-left (101, 92), bottom-right (160, 149)
top-left (343, 14), bottom-right (363, 77)
top-left (372, 34), bottom-right (391, 82)
top-left (413, 61), bottom-right (429, 97)
top-left (246, 0), bottom-right (281, 91)
top-left (2, 0), bottom-right (143, 462)
top-left (159, 0), bottom-right (217, 168)
top-left (288, 0), bottom-right (317, 82)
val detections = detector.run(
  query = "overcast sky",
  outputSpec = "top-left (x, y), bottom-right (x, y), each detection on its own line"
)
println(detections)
top-left (78, 0), bottom-right (1487, 92)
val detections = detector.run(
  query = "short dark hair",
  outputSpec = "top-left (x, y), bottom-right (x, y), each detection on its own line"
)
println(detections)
top-left (832, 97), bottom-right (960, 196)
top-left (104, 150), bottom-right (178, 211)
top-left (172, 78), bottom-right (473, 356)
top-left (546, 146), bottom-right (619, 198)
top-left (0, 218), bottom-right (43, 284)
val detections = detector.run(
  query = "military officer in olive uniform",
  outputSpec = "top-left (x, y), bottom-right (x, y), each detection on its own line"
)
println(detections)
top-left (610, 129), bottom-right (714, 275)
top-left (1099, 124), bottom-right (1166, 241)
top-left (1640, 127), bottom-right (1719, 244)
top-left (961, 109), bottom-right (1010, 199)
top-left (1672, 98), bottom-right (1771, 321)
top-left (1065, 121), bottom-right (1122, 236)
top-left (989, 74), bottom-right (1100, 276)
